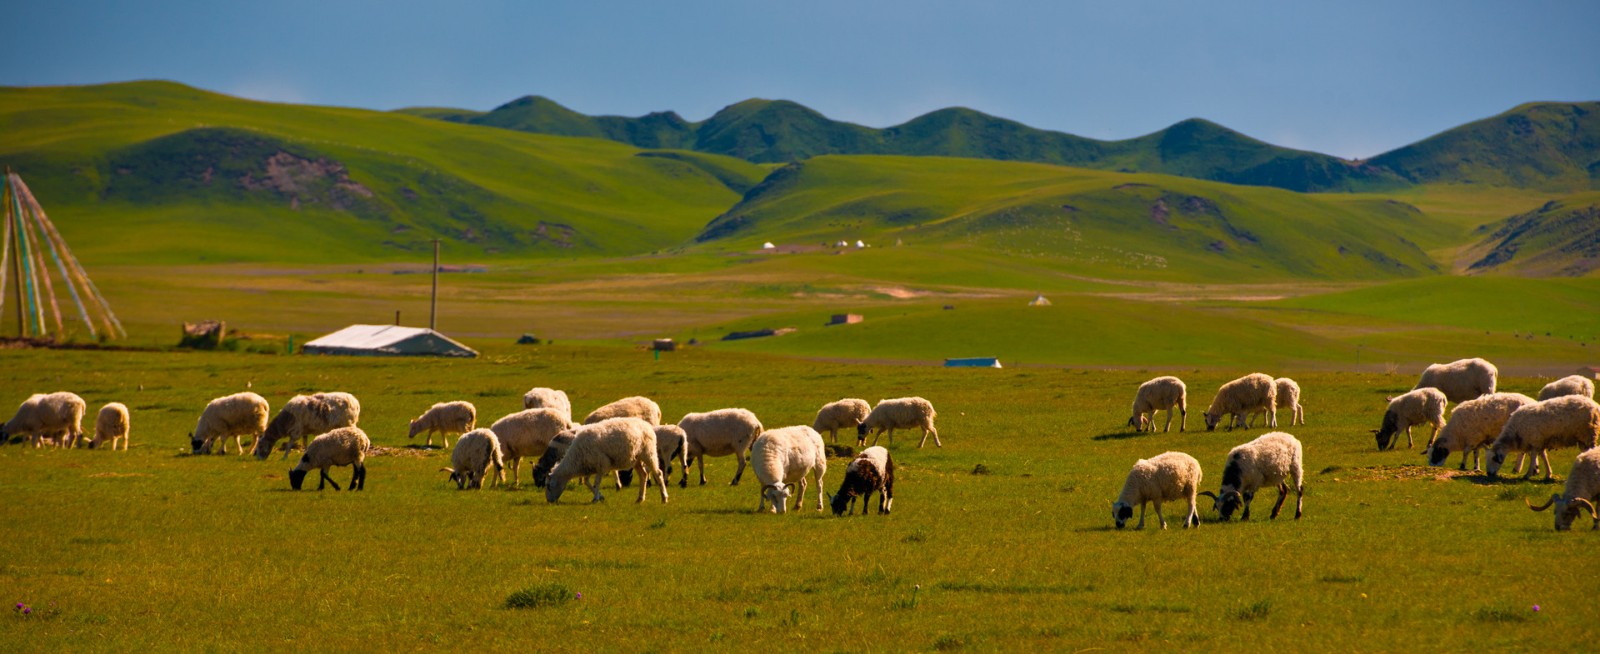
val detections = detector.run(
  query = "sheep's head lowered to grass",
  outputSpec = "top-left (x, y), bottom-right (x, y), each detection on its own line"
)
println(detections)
top-left (1202, 411), bottom-right (1226, 432)
top-left (440, 467), bottom-right (479, 490)
top-left (1111, 501), bottom-right (1135, 529)
top-left (762, 483), bottom-right (792, 514)
top-left (1372, 410), bottom-right (1402, 450)
top-left (1527, 494), bottom-right (1597, 531)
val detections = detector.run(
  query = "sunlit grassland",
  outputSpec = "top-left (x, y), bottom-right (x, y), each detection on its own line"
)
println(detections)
top-left (0, 345), bottom-right (1591, 651)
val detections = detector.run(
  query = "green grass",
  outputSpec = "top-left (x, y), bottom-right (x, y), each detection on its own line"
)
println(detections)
top-left (0, 344), bottom-right (1589, 651)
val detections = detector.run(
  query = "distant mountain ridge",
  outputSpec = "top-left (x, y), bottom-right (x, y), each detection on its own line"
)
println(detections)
top-left (398, 97), bottom-right (1600, 193)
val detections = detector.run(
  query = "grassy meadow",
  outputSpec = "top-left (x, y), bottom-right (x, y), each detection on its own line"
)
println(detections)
top-left (0, 343), bottom-right (1592, 651)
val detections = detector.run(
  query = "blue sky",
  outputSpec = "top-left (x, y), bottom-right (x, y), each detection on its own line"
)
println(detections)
top-left (4, 1), bottom-right (1596, 158)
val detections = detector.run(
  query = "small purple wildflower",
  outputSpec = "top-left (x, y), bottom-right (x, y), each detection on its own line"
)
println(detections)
top-left (575, 592), bottom-right (583, 600)
top-left (14, 603), bottom-right (21, 610)
top-left (1533, 605), bottom-right (1541, 612)
top-left (21, 608), bottom-right (30, 615)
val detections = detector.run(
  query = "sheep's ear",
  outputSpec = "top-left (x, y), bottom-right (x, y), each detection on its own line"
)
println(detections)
top-left (1385, 396), bottom-right (1394, 402)
top-left (438, 467), bottom-right (455, 474)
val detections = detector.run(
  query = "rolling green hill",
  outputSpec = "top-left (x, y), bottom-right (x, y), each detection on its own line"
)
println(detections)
top-left (1460, 191), bottom-right (1600, 276)
top-left (1370, 102), bottom-right (1600, 190)
top-left (694, 155), bottom-right (1448, 281)
top-left (0, 81), bottom-right (766, 263)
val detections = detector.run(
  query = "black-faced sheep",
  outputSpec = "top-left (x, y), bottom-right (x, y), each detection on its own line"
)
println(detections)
top-left (191, 392), bottom-right (269, 455)
top-left (1486, 395), bottom-right (1600, 480)
top-left (1372, 387), bottom-right (1447, 451)
top-left (813, 398), bottom-right (871, 443)
top-left (530, 431), bottom-right (574, 488)
top-left (1202, 373), bottom-right (1276, 432)
top-left (830, 446), bottom-right (894, 516)
top-left (1538, 375), bottom-right (1595, 402)
top-left (1111, 451), bottom-right (1202, 529)
top-left (288, 426), bottom-right (369, 491)
top-left (1414, 357), bottom-right (1497, 403)
top-left (583, 396), bottom-right (661, 426)
top-left (490, 408), bottom-right (572, 487)
top-left (679, 408), bottom-right (764, 487)
top-left (1127, 377), bottom-right (1186, 433)
top-left (1426, 392), bottom-right (1536, 471)
top-left (752, 425), bottom-right (827, 514)
top-left (1200, 431), bottom-right (1304, 521)
top-left (1525, 448), bottom-right (1600, 530)
top-left (440, 428), bottom-right (505, 490)
top-left (89, 402), bottom-right (130, 451)
top-left (2, 392), bottom-right (86, 448)
top-left (521, 387), bottom-right (573, 421)
top-left (407, 401), bottom-right (476, 448)
top-left (856, 397), bottom-right (940, 448)
top-left (545, 417), bottom-right (667, 504)
top-left (252, 392), bottom-right (361, 460)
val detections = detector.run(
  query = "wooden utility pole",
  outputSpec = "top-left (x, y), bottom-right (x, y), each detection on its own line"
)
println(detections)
top-left (429, 239), bottom-right (440, 331)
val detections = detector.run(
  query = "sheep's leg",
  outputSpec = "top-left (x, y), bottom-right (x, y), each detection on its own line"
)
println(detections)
top-left (794, 477), bottom-right (807, 511)
top-left (1163, 409), bottom-right (1173, 433)
top-left (1424, 424), bottom-right (1440, 451)
top-left (1240, 491), bottom-right (1256, 521)
top-left (1268, 407), bottom-right (1277, 429)
top-left (1404, 425), bottom-right (1414, 449)
top-left (655, 462), bottom-right (669, 504)
top-left (635, 462), bottom-right (648, 503)
top-left (352, 464), bottom-right (366, 490)
top-left (1539, 450), bottom-right (1554, 481)
top-left (1135, 502), bottom-right (1147, 529)
top-left (1184, 496), bottom-right (1198, 528)
top-left (730, 451), bottom-right (747, 486)
top-left (1294, 484), bottom-right (1303, 519)
top-left (1153, 500), bottom-right (1168, 530)
top-left (697, 454), bottom-right (708, 486)
top-left (920, 424), bottom-right (941, 448)
top-left (1269, 483), bottom-right (1289, 519)
top-left (321, 469), bottom-right (343, 491)
top-left (588, 474), bottom-right (605, 503)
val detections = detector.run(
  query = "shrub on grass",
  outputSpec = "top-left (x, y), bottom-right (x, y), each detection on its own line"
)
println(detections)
top-left (504, 583), bottom-right (575, 609)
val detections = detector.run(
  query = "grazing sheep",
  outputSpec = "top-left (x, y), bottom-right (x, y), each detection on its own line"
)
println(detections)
top-left (1111, 451), bottom-right (1203, 529)
top-left (252, 392), bottom-right (361, 460)
top-left (856, 397), bottom-right (941, 448)
top-left (1273, 378), bottom-right (1304, 426)
top-left (408, 401), bottom-right (476, 448)
top-left (830, 446), bottom-right (895, 516)
top-left (813, 398), bottom-right (872, 443)
top-left (288, 426), bottom-right (370, 491)
top-left (1426, 392), bottom-right (1537, 471)
top-left (1414, 357), bottom-right (1497, 403)
top-left (1200, 431), bottom-right (1304, 521)
top-left (521, 387), bottom-right (573, 421)
top-left (654, 424), bottom-right (689, 479)
top-left (191, 392), bottom-right (269, 455)
top-left (2, 392), bottom-right (86, 448)
top-left (1525, 448), bottom-right (1600, 531)
top-left (583, 396), bottom-right (661, 426)
top-left (1127, 377), bottom-right (1186, 433)
top-left (1202, 373), bottom-right (1276, 432)
top-left (1486, 395), bottom-right (1600, 480)
top-left (1538, 375), bottom-right (1596, 401)
top-left (440, 428), bottom-right (505, 490)
top-left (545, 417), bottom-right (667, 504)
top-left (89, 402), bottom-right (130, 451)
top-left (752, 425), bottom-right (828, 514)
top-left (680, 408), bottom-right (764, 487)
top-left (489, 408), bottom-right (572, 487)
top-left (1372, 387), bottom-right (1448, 451)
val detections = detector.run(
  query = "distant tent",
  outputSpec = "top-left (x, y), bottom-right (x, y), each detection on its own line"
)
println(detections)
top-left (303, 324), bottom-right (477, 358)
top-left (946, 357), bottom-right (1002, 368)
top-left (761, 242), bottom-right (776, 250)
top-left (855, 240), bottom-right (866, 248)
top-left (1028, 294), bottom-right (1051, 306)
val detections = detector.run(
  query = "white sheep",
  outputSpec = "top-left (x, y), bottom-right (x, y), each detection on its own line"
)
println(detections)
top-left (857, 397), bottom-right (941, 448)
top-left (252, 392), bottom-right (361, 460)
top-left (440, 428), bottom-right (505, 490)
top-left (544, 417), bottom-right (668, 504)
top-left (408, 401), bottom-right (476, 448)
top-left (829, 446), bottom-right (895, 516)
top-left (489, 408), bottom-right (572, 487)
top-left (679, 408), bottom-right (764, 487)
top-left (521, 387), bottom-right (573, 421)
top-left (1127, 377), bottom-right (1186, 433)
top-left (752, 425), bottom-right (828, 514)
top-left (583, 396), bottom-right (662, 426)
top-left (654, 424), bottom-right (689, 480)
top-left (288, 426), bottom-right (370, 491)
top-left (1199, 431), bottom-right (1304, 521)
top-left (1538, 375), bottom-right (1596, 401)
top-left (1487, 395), bottom-right (1600, 480)
top-left (1247, 378), bottom-right (1305, 428)
top-left (1525, 448), bottom-right (1600, 530)
top-left (530, 431), bottom-right (574, 489)
top-left (1426, 392), bottom-right (1537, 471)
top-left (1414, 357), bottom-right (1497, 403)
top-left (1202, 373), bottom-right (1276, 432)
top-left (813, 398), bottom-right (872, 443)
top-left (2, 392), bottom-right (86, 448)
top-left (89, 402), bottom-right (130, 451)
top-left (191, 392), bottom-right (269, 455)
top-left (1371, 387), bottom-right (1447, 451)
top-left (1111, 451), bottom-right (1203, 529)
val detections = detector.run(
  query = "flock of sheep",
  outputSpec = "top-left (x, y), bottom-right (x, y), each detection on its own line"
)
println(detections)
top-left (1112, 358), bottom-right (1600, 532)
top-left (0, 386), bottom-right (936, 517)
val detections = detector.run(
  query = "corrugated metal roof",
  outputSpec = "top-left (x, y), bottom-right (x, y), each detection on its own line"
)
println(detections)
top-left (303, 324), bottom-right (477, 358)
